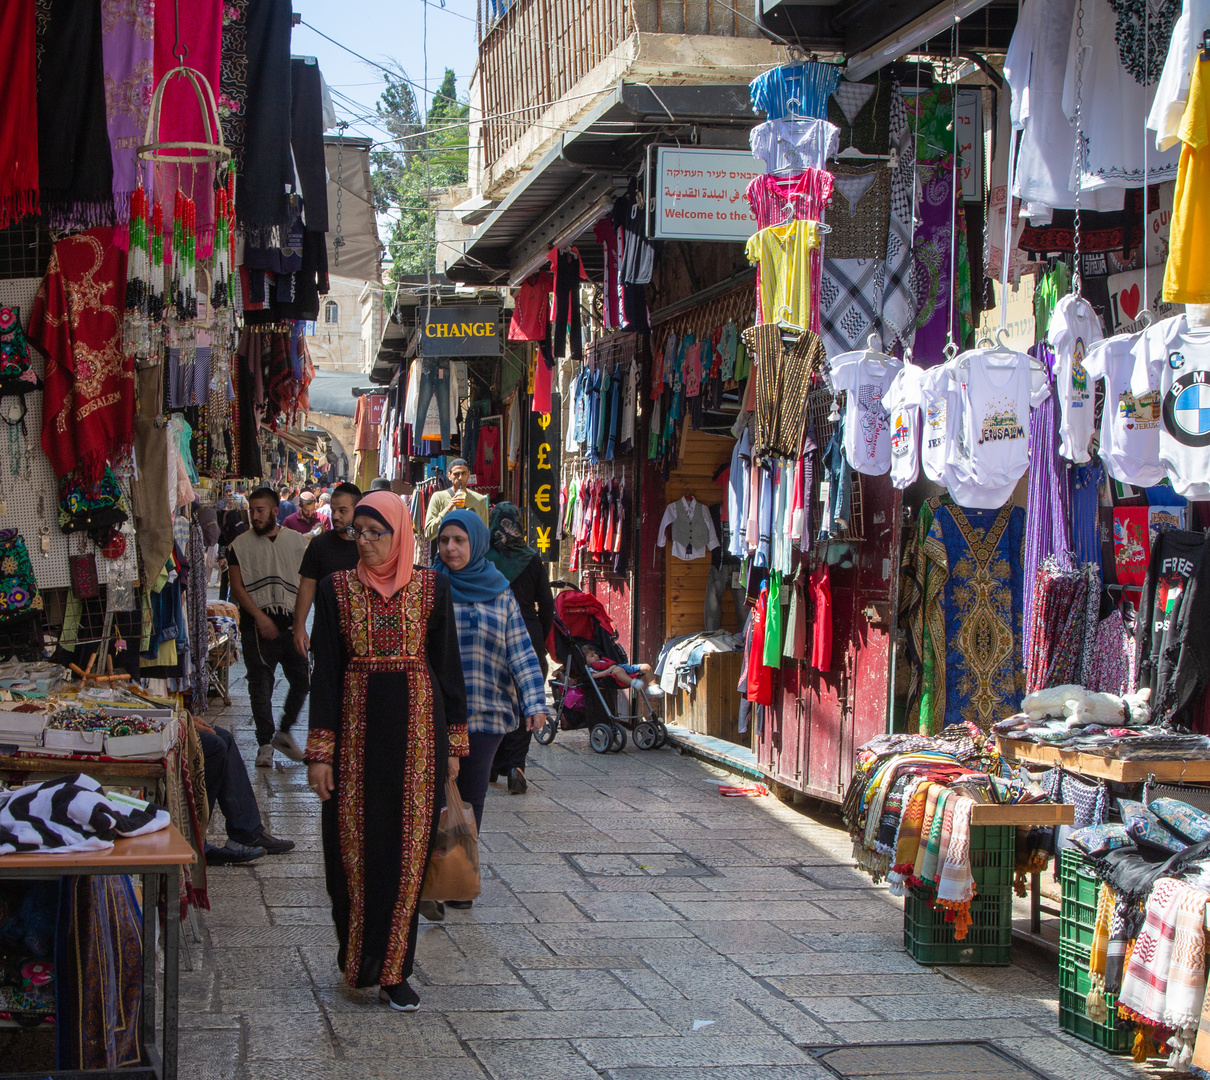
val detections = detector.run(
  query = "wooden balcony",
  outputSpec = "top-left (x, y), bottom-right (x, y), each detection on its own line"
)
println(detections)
top-left (476, 0), bottom-right (762, 169)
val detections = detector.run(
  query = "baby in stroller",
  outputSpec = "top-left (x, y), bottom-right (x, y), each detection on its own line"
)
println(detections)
top-left (578, 640), bottom-right (663, 698)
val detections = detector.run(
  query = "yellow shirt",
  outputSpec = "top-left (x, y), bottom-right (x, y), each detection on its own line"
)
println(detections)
top-left (745, 220), bottom-right (820, 327)
top-left (1164, 58), bottom-right (1210, 304)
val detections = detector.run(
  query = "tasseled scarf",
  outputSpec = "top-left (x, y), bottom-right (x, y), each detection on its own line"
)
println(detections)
top-left (935, 796), bottom-right (977, 939)
top-left (0, 1), bottom-right (39, 228)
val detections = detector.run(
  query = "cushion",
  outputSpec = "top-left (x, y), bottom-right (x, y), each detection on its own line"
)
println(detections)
top-left (1068, 823), bottom-right (1132, 858)
top-left (1148, 798), bottom-right (1210, 844)
top-left (1118, 799), bottom-right (1187, 855)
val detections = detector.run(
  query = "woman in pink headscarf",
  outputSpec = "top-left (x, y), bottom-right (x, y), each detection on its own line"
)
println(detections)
top-left (305, 491), bottom-right (468, 1012)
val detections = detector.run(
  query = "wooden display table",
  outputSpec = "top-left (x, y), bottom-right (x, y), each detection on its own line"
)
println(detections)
top-left (0, 826), bottom-right (195, 1080)
top-left (0, 754), bottom-right (166, 793)
top-left (997, 736), bottom-right (1210, 783)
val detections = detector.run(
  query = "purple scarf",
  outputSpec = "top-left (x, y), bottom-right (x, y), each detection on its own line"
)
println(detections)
top-left (101, 0), bottom-right (155, 237)
top-left (911, 164), bottom-right (962, 362)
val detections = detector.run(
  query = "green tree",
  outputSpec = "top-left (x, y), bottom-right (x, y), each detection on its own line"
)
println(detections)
top-left (372, 67), bottom-right (469, 277)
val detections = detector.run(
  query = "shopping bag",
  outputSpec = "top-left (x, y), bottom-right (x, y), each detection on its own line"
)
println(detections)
top-left (420, 778), bottom-right (481, 902)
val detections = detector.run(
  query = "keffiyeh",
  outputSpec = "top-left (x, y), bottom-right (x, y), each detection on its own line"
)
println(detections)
top-left (935, 796), bottom-right (977, 939)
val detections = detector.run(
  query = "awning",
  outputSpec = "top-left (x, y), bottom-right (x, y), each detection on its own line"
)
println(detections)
top-left (324, 135), bottom-right (382, 284)
top-left (306, 370), bottom-right (367, 418)
top-left (446, 83), bottom-right (756, 286)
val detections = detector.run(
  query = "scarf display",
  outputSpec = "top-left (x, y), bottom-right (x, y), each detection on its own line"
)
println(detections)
top-left (485, 501), bottom-right (537, 583)
top-left (935, 796), bottom-right (977, 939)
top-left (219, 0), bottom-right (249, 171)
top-left (354, 491), bottom-right (416, 600)
top-left (436, 510), bottom-right (511, 604)
top-left (1117, 877), bottom-right (1184, 1032)
top-left (27, 227), bottom-right (133, 481)
top-left (0, 0), bottom-right (39, 228)
top-left (917, 787), bottom-right (951, 886)
top-left (100, 0), bottom-right (154, 231)
top-left (152, 0), bottom-right (223, 258)
top-left (1086, 882), bottom-right (1118, 1023)
top-left (889, 780), bottom-right (933, 890)
top-left (37, 0), bottom-right (114, 230)
top-left (0, 773), bottom-right (169, 854)
top-left (237, 0), bottom-right (293, 234)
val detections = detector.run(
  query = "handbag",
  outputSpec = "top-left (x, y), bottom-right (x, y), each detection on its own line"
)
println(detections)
top-left (69, 553), bottom-right (99, 599)
top-left (0, 530), bottom-right (42, 622)
top-left (420, 778), bottom-right (481, 903)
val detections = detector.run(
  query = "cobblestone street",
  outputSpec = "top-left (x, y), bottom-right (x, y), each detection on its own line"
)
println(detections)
top-left (181, 660), bottom-right (1149, 1080)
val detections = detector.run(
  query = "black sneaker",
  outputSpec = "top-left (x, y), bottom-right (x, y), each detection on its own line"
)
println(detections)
top-left (206, 842), bottom-right (267, 866)
top-left (254, 830), bottom-right (295, 855)
top-left (508, 768), bottom-right (528, 795)
top-left (446, 900), bottom-right (473, 910)
top-left (418, 900), bottom-right (445, 922)
top-left (379, 981), bottom-right (420, 1012)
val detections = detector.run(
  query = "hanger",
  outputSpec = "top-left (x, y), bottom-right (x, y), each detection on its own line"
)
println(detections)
top-left (1202, 28), bottom-right (1210, 60)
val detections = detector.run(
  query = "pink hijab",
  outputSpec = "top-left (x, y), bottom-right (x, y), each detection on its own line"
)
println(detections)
top-left (354, 491), bottom-right (416, 599)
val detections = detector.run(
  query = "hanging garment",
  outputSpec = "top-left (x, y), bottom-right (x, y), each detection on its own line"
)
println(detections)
top-left (746, 220), bottom-right (821, 327)
top-left (37, 0), bottom-right (114, 231)
top-left (930, 503), bottom-right (1027, 731)
top-left (508, 269), bottom-right (553, 341)
top-left (28, 228), bottom-right (134, 481)
top-left (819, 258), bottom-right (886, 360)
top-left (825, 161), bottom-right (891, 260)
top-left (1061, 0), bottom-right (1182, 192)
top-left (1050, 295), bottom-right (1106, 463)
top-left (1146, 317), bottom-right (1210, 497)
top-left (883, 360), bottom-right (925, 489)
top-left (0, 0), bottom-right (38, 229)
top-left (1163, 56), bottom-right (1210, 304)
top-left (550, 249), bottom-right (585, 360)
top-left (747, 583), bottom-right (774, 705)
top-left (749, 118), bottom-right (840, 173)
top-left (910, 163), bottom-right (965, 362)
top-left (883, 80), bottom-right (917, 350)
top-left (918, 364), bottom-right (953, 485)
top-left (1148, 0), bottom-right (1210, 150)
top-left (1005, 0), bottom-right (1128, 217)
top-left (100, 0), bottom-right (154, 230)
top-left (656, 496), bottom-right (719, 561)
top-left (744, 324), bottom-right (826, 461)
top-left (750, 62), bottom-right (842, 121)
top-left (746, 170), bottom-right (835, 227)
top-left (828, 74), bottom-right (892, 155)
top-left (829, 351), bottom-right (903, 475)
top-left (595, 217), bottom-right (622, 330)
top-left (810, 562), bottom-right (833, 670)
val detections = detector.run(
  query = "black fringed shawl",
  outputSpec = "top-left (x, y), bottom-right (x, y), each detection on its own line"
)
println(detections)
top-left (36, 0), bottom-right (114, 230)
top-left (237, 0), bottom-right (293, 235)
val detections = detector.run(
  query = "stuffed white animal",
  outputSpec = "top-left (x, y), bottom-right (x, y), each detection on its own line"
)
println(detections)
top-left (1067, 687), bottom-right (1152, 728)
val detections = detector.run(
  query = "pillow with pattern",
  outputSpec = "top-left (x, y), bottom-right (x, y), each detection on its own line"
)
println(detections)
top-left (1118, 799), bottom-right (1187, 855)
top-left (1068, 823), bottom-right (1132, 858)
top-left (1148, 798), bottom-right (1210, 844)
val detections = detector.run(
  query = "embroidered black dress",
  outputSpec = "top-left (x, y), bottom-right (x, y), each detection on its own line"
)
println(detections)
top-left (306, 568), bottom-right (468, 989)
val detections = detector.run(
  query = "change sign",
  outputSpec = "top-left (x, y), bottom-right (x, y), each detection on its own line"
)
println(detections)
top-left (420, 305), bottom-right (501, 356)
top-left (527, 391), bottom-right (560, 561)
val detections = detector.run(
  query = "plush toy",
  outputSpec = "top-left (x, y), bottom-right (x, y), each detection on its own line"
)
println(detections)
top-left (1022, 684), bottom-right (1086, 720)
top-left (1067, 687), bottom-right (1152, 728)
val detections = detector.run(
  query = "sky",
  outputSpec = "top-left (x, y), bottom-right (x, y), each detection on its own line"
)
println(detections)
top-left (293, 0), bottom-right (480, 142)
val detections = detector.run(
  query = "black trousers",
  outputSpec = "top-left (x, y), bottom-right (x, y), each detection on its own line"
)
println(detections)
top-left (200, 725), bottom-right (263, 845)
top-left (241, 626), bottom-right (310, 746)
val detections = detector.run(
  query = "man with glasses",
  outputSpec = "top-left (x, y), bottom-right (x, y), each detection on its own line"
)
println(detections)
top-left (293, 483), bottom-right (363, 657)
top-left (227, 488), bottom-right (312, 767)
top-left (282, 490), bottom-right (329, 535)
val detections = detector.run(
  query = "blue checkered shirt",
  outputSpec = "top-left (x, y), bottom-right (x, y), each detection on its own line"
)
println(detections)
top-left (451, 589), bottom-right (547, 734)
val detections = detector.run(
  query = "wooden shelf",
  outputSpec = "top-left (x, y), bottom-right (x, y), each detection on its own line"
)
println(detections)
top-left (0, 824), bottom-right (194, 872)
top-left (997, 737), bottom-right (1210, 784)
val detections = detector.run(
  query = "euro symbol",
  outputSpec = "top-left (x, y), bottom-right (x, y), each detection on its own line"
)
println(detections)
top-left (538, 412), bottom-right (552, 430)
top-left (537, 442), bottom-right (551, 469)
top-left (534, 484), bottom-right (552, 513)
top-left (535, 526), bottom-right (551, 553)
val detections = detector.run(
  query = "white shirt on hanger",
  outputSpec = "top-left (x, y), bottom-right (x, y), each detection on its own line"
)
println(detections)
top-left (749, 118), bottom-right (840, 174)
top-left (828, 351), bottom-right (903, 476)
top-left (656, 495), bottom-right (719, 561)
top-left (1143, 318), bottom-right (1210, 497)
top-left (953, 349), bottom-right (1048, 488)
top-left (1148, 1), bottom-right (1210, 151)
top-left (919, 364), bottom-right (953, 485)
top-left (882, 361), bottom-right (925, 490)
top-left (1050, 294), bottom-right (1106, 463)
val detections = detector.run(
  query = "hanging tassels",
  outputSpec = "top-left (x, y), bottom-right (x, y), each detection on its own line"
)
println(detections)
top-left (170, 189), bottom-right (197, 322)
top-left (212, 164), bottom-right (235, 311)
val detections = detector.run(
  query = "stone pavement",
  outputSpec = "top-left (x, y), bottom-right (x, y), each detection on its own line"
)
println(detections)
top-left (182, 656), bottom-right (1150, 1080)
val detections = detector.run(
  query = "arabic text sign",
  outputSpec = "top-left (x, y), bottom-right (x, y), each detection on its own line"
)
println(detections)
top-left (652, 147), bottom-right (760, 242)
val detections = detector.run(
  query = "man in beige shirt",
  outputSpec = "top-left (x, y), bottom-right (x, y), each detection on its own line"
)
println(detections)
top-left (424, 458), bottom-right (489, 539)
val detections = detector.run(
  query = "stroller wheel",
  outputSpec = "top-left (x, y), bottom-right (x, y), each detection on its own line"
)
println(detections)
top-left (634, 721), bottom-right (659, 750)
top-left (610, 723), bottom-right (627, 753)
top-left (589, 723), bottom-right (614, 754)
top-left (535, 714), bottom-right (558, 745)
top-left (654, 722), bottom-right (668, 749)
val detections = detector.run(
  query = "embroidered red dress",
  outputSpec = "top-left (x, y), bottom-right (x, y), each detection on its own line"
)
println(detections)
top-left (27, 227), bottom-right (133, 480)
top-left (305, 568), bottom-right (468, 989)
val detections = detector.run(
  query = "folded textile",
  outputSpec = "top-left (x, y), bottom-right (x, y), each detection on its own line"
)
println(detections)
top-left (888, 779), bottom-right (932, 891)
top-left (0, 773), bottom-right (169, 855)
top-left (0, 0), bottom-right (39, 228)
top-left (935, 796), bottom-right (976, 939)
top-left (917, 787), bottom-right (951, 886)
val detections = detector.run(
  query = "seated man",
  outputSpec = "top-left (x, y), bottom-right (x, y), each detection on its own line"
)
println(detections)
top-left (196, 716), bottom-right (296, 865)
top-left (578, 641), bottom-right (663, 698)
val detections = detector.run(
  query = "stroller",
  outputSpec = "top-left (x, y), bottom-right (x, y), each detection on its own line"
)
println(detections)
top-left (535, 584), bottom-right (667, 754)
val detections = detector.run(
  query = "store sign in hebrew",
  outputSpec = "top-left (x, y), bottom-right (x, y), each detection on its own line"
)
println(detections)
top-left (527, 391), bottom-right (561, 561)
top-left (420, 306), bottom-right (501, 356)
top-left (649, 147), bottom-right (760, 242)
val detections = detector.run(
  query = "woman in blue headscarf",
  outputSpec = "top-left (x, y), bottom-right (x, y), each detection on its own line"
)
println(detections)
top-left (435, 510), bottom-right (548, 878)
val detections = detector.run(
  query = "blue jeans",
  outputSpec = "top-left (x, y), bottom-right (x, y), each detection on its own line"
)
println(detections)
top-left (201, 726), bottom-right (264, 846)
top-left (415, 359), bottom-right (451, 451)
